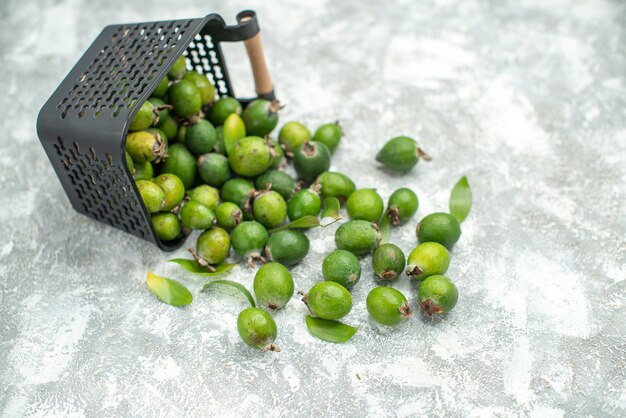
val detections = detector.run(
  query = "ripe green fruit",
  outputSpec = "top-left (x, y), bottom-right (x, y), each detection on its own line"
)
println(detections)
top-left (237, 307), bottom-right (280, 351)
top-left (418, 275), bottom-right (458, 316)
top-left (313, 172), bottom-right (356, 201)
top-left (176, 124), bottom-right (187, 143)
top-left (387, 188), bottom-right (418, 225)
top-left (228, 136), bottom-right (273, 177)
top-left (253, 191), bottom-right (287, 228)
top-left (156, 114), bottom-right (179, 141)
top-left (151, 212), bottom-right (181, 241)
top-left (288, 189), bottom-right (321, 221)
top-left (167, 55), bottom-right (187, 80)
top-left (153, 174), bottom-right (185, 211)
top-left (313, 122), bottom-right (342, 154)
top-left (133, 161), bottom-right (153, 180)
top-left (197, 152), bottom-right (231, 187)
top-left (322, 249), bottom-right (361, 289)
top-left (182, 71), bottom-right (215, 106)
top-left (215, 202), bottom-right (243, 230)
top-left (186, 120), bottom-right (217, 156)
top-left (136, 180), bottom-right (165, 213)
top-left (221, 178), bottom-right (255, 210)
top-left (293, 141), bottom-right (331, 184)
top-left (126, 131), bottom-right (165, 163)
top-left (376, 136), bottom-right (431, 173)
top-left (366, 287), bottom-right (412, 326)
top-left (196, 227), bottom-right (230, 265)
top-left (168, 80), bottom-right (202, 118)
top-left (265, 230), bottom-right (309, 266)
top-left (159, 143), bottom-right (196, 189)
top-left (278, 121), bottom-right (311, 153)
top-left (152, 76), bottom-right (169, 98)
top-left (188, 184), bottom-right (220, 210)
top-left (231, 221), bottom-right (269, 263)
top-left (129, 100), bottom-right (156, 131)
top-left (335, 220), bottom-right (380, 255)
top-left (304, 281), bottom-right (352, 320)
top-left (372, 243), bottom-right (406, 281)
top-left (242, 99), bottom-right (281, 136)
top-left (406, 242), bottom-right (450, 280)
top-left (180, 200), bottom-right (215, 230)
top-left (417, 212), bottom-right (462, 249)
top-left (254, 262), bottom-right (294, 309)
top-left (346, 188), bottom-right (384, 222)
top-left (208, 96), bottom-right (242, 126)
top-left (254, 170), bottom-right (297, 201)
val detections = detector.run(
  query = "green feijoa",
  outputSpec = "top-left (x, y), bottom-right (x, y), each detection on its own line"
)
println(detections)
top-left (269, 139), bottom-right (286, 169)
top-left (151, 212), bottom-right (181, 241)
top-left (417, 212), bottom-right (462, 249)
top-left (237, 307), bottom-right (280, 351)
top-left (147, 97), bottom-right (171, 123)
top-left (168, 80), bottom-right (202, 118)
top-left (214, 126), bottom-right (226, 154)
top-left (418, 275), bottom-right (458, 316)
top-left (372, 243), bottom-right (406, 281)
top-left (313, 172), bottom-right (356, 201)
top-left (313, 122), bottom-right (342, 154)
top-left (254, 262), bottom-right (294, 309)
top-left (228, 136), bottom-right (272, 177)
top-left (180, 200), bottom-right (216, 230)
top-left (160, 144), bottom-right (197, 189)
top-left (376, 136), bottom-right (431, 173)
top-left (288, 189), bottom-right (321, 222)
top-left (153, 174), bottom-right (185, 211)
top-left (176, 124), bottom-right (187, 144)
top-left (136, 180), bottom-right (165, 213)
top-left (265, 230), bottom-right (309, 266)
top-left (215, 202), bottom-right (243, 230)
top-left (254, 170), bottom-right (297, 201)
top-left (208, 96), bottom-right (242, 126)
top-left (188, 184), bottom-right (220, 209)
top-left (278, 121), bottom-right (311, 153)
top-left (242, 99), bottom-right (281, 136)
top-left (152, 76), bottom-right (169, 97)
top-left (126, 131), bottom-right (165, 163)
top-left (366, 286), bottom-right (412, 326)
top-left (125, 151), bottom-right (135, 174)
top-left (197, 153), bottom-right (231, 187)
top-left (253, 191), bottom-right (287, 228)
top-left (129, 100), bottom-right (156, 132)
top-left (322, 249), bottom-right (361, 289)
top-left (231, 221), bottom-right (269, 262)
top-left (182, 71), bottom-right (215, 106)
top-left (406, 242), bottom-right (450, 280)
top-left (196, 226), bottom-right (230, 265)
top-left (167, 55), bottom-right (187, 80)
top-left (293, 141), bottom-right (331, 184)
top-left (221, 178), bottom-right (255, 209)
top-left (387, 188), bottom-right (418, 225)
top-left (335, 220), bottom-right (380, 255)
top-left (346, 188), bottom-right (384, 222)
top-left (133, 161), bottom-right (154, 180)
top-left (304, 281), bottom-right (352, 320)
top-left (156, 114), bottom-right (179, 141)
top-left (186, 120), bottom-right (217, 156)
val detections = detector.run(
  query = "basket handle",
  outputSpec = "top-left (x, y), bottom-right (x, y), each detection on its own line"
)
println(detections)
top-left (235, 11), bottom-right (275, 100)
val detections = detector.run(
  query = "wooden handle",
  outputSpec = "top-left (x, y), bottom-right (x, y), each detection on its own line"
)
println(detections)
top-left (242, 30), bottom-right (273, 96)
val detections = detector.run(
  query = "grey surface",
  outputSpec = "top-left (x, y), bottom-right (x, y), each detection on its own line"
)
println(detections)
top-left (1, 0), bottom-right (625, 416)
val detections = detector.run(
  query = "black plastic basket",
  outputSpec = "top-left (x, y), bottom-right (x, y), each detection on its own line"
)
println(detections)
top-left (37, 11), bottom-right (274, 251)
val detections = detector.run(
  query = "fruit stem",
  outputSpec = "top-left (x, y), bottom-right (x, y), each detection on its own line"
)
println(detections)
top-left (417, 147), bottom-right (432, 161)
top-left (388, 207), bottom-right (400, 226)
top-left (264, 343), bottom-right (281, 352)
top-left (419, 299), bottom-right (443, 316)
top-left (380, 270), bottom-right (397, 280)
top-left (187, 248), bottom-right (216, 271)
top-left (406, 265), bottom-right (423, 277)
top-left (399, 303), bottom-right (413, 318)
top-left (268, 100), bottom-right (283, 114)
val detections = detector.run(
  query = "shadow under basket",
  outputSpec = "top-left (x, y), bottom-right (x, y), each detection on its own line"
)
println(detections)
top-left (36, 10), bottom-right (275, 251)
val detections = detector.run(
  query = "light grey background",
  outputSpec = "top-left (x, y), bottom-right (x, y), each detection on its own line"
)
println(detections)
top-left (1, 0), bottom-right (625, 416)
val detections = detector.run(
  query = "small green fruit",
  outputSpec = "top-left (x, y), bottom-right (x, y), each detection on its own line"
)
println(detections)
top-left (376, 136), bottom-right (430, 173)
top-left (418, 275), bottom-right (458, 316)
top-left (366, 286), bottom-right (412, 326)
top-left (208, 96), bottom-right (242, 126)
top-left (293, 141), bottom-right (331, 184)
top-left (126, 131), bottom-right (165, 163)
top-left (152, 174), bottom-right (185, 211)
top-left (313, 172), bottom-right (356, 201)
top-left (129, 100), bottom-right (156, 131)
top-left (278, 121), bottom-right (311, 153)
top-left (417, 212), bottom-right (462, 249)
top-left (215, 202), bottom-right (243, 230)
top-left (168, 80), bottom-right (202, 118)
top-left (159, 143), bottom-right (196, 189)
top-left (253, 191), bottom-right (287, 228)
top-left (228, 136), bottom-right (273, 177)
top-left (133, 161), bottom-right (153, 180)
top-left (220, 178), bottom-right (255, 210)
top-left (186, 120), bottom-right (217, 156)
top-left (254, 262), bottom-right (294, 309)
top-left (304, 281), bottom-right (352, 320)
top-left (322, 249), bottom-right (361, 289)
top-left (372, 243), bottom-right (406, 281)
top-left (136, 180), bottom-right (165, 213)
top-left (151, 212), bottom-right (181, 241)
top-left (196, 227), bottom-right (230, 265)
top-left (242, 99), bottom-right (281, 136)
top-left (335, 220), bottom-right (380, 255)
top-left (152, 76), bottom-right (169, 98)
top-left (406, 242), bottom-right (450, 280)
top-left (188, 184), bottom-right (220, 210)
top-left (237, 307), bottom-right (280, 351)
top-left (265, 230), bottom-right (310, 266)
top-left (180, 200), bottom-right (215, 230)
top-left (167, 55), bottom-right (187, 80)
top-left (346, 188), bottom-right (384, 222)
top-left (254, 170), bottom-right (297, 201)
top-left (387, 188), bottom-right (418, 225)
top-left (231, 221), bottom-right (269, 263)
top-left (313, 122), bottom-right (342, 153)
top-left (197, 153), bottom-right (231, 187)
top-left (182, 71), bottom-right (215, 106)
top-left (156, 114), bottom-right (179, 141)
top-left (288, 189), bottom-right (321, 221)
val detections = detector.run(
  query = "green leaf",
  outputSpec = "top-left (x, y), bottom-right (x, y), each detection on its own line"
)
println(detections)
top-left (379, 214), bottom-right (391, 244)
top-left (169, 259), bottom-right (236, 276)
top-left (305, 315), bottom-right (358, 343)
top-left (223, 113), bottom-right (246, 155)
top-left (322, 197), bottom-right (341, 220)
top-left (202, 280), bottom-right (256, 307)
top-left (268, 215), bottom-right (320, 233)
top-left (146, 271), bottom-right (193, 307)
top-left (449, 176), bottom-right (472, 222)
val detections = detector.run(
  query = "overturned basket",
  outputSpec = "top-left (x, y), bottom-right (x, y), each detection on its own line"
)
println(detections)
top-left (37, 11), bottom-right (274, 251)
